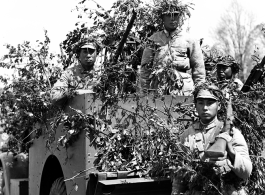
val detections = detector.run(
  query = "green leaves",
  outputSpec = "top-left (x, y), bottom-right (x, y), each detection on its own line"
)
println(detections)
top-left (0, 31), bottom-right (63, 153)
top-left (232, 84), bottom-right (265, 194)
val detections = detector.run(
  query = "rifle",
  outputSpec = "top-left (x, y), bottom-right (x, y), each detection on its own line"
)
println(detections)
top-left (241, 55), bottom-right (265, 92)
top-left (204, 96), bottom-right (233, 158)
top-left (103, 9), bottom-right (137, 93)
top-left (112, 9), bottom-right (137, 65)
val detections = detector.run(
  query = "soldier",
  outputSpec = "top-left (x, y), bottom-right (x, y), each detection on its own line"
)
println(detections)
top-left (217, 55), bottom-right (243, 91)
top-left (172, 83), bottom-right (252, 195)
top-left (51, 39), bottom-right (100, 104)
top-left (139, 0), bottom-right (205, 95)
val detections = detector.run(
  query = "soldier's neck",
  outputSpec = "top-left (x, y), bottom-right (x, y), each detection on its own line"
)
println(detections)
top-left (164, 28), bottom-right (177, 35)
top-left (81, 63), bottom-right (94, 72)
top-left (200, 116), bottom-right (217, 127)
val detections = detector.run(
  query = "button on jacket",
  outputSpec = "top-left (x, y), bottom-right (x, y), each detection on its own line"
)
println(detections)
top-left (140, 29), bottom-right (205, 95)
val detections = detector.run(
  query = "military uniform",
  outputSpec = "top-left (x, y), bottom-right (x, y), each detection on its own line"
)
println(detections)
top-left (175, 117), bottom-right (252, 195)
top-left (140, 29), bottom-right (205, 95)
top-left (51, 61), bottom-right (99, 103)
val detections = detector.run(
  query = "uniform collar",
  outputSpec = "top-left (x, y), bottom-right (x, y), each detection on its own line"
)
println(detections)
top-left (68, 61), bottom-right (95, 78)
top-left (163, 28), bottom-right (182, 38)
top-left (75, 61), bottom-right (94, 74)
top-left (199, 117), bottom-right (218, 131)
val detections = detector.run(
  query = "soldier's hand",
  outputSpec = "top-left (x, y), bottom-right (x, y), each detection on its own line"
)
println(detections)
top-left (211, 159), bottom-right (231, 175)
top-left (207, 153), bottom-right (232, 175)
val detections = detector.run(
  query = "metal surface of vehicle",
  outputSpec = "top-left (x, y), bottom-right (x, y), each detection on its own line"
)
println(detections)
top-left (2, 93), bottom-right (193, 195)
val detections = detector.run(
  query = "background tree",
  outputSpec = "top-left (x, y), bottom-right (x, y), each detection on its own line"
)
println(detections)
top-left (212, 0), bottom-right (265, 81)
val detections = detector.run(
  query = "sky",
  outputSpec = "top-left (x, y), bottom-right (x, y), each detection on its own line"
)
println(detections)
top-left (188, 0), bottom-right (264, 44)
top-left (0, 0), bottom-right (264, 76)
top-left (0, 0), bottom-right (264, 54)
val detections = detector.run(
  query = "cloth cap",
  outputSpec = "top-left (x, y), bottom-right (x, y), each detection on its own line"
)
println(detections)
top-left (196, 89), bottom-right (219, 101)
top-left (80, 43), bottom-right (96, 49)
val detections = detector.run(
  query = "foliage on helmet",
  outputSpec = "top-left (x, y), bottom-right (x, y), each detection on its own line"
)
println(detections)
top-left (217, 55), bottom-right (240, 74)
top-left (153, 0), bottom-right (193, 18)
top-left (203, 48), bottom-right (240, 76)
top-left (202, 47), bottom-right (222, 82)
top-left (202, 48), bottom-right (223, 71)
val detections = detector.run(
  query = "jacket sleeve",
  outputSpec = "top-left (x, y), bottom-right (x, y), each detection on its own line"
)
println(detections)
top-left (188, 39), bottom-right (206, 86)
top-left (227, 128), bottom-right (253, 180)
top-left (50, 70), bottom-right (71, 104)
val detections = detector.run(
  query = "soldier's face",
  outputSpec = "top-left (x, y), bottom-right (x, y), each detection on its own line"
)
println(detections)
top-left (162, 14), bottom-right (180, 32)
top-left (217, 64), bottom-right (233, 81)
top-left (196, 98), bottom-right (219, 124)
top-left (79, 48), bottom-right (97, 70)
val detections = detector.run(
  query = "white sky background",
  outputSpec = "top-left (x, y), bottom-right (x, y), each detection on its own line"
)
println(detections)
top-left (0, 0), bottom-right (264, 76)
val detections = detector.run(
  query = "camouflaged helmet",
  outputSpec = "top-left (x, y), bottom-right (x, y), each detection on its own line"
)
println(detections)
top-left (202, 48), bottom-right (222, 73)
top-left (217, 55), bottom-right (240, 74)
top-left (154, 0), bottom-right (193, 18)
top-left (203, 48), bottom-right (240, 74)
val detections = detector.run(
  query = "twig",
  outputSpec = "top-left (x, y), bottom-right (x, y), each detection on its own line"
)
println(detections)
top-left (22, 128), bottom-right (39, 142)
top-left (64, 167), bottom-right (96, 182)
top-left (249, 155), bottom-right (265, 160)
top-left (89, 0), bottom-right (106, 12)
top-left (112, 9), bottom-right (137, 64)
top-left (37, 54), bottom-right (51, 89)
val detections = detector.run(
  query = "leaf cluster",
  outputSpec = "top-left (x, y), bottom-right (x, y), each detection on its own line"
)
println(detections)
top-left (232, 84), bottom-right (265, 194)
top-left (0, 31), bottom-right (62, 153)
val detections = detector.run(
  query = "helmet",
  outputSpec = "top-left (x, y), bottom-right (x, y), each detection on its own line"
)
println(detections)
top-left (154, 0), bottom-right (193, 18)
top-left (217, 55), bottom-right (240, 74)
